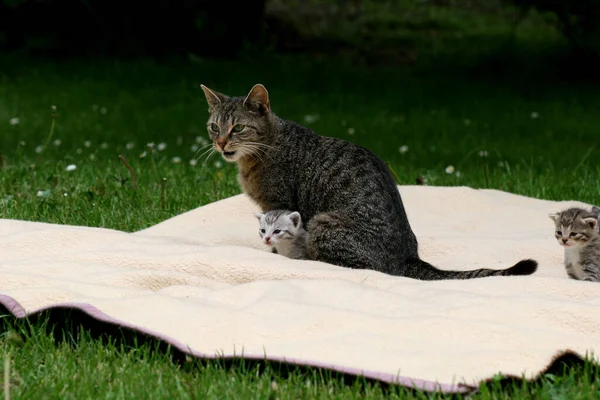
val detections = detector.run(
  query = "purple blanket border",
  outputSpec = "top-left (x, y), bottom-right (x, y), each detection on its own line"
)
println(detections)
top-left (0, 294), bottom-right (474, 393)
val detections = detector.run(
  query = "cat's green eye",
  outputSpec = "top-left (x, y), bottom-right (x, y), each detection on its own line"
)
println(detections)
top-left (231, 124), bottom-right (245, 133)
top-left (209, 123), bottom-right (219, 133)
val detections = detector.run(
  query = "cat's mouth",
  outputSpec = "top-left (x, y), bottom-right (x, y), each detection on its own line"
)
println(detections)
top-left (222, 151), bottom-right (236, 159)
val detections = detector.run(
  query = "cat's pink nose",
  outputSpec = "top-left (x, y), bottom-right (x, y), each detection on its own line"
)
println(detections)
top-left (265, 236), bottom-right (271, 243)
top-left (562, 238), bottom-right (568, 243)
top-left (216, 138), bottom-right (227, 150)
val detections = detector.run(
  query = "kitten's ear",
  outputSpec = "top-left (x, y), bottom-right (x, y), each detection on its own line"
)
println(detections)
top-left (548, 212), bottom-right (559, 222)
top-left (200, 84), bottom-right (228, 109)
top-left (253, 212), bottom-right (264, 221)
top-left (592, 206), bottom-right (600, 215)
top-left (243, 84), bottom-right (270, 114)
top-left (288, 212), bottom-right (301, 228)
top-left (582, 217), bottom-right (598, 231)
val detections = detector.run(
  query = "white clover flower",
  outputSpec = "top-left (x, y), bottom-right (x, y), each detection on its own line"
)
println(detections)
top-left (478, 150), bottom-right (488, 157)
top-left (89, 154), bottom-right (96, 161)
top-left (303, 114), bottom-right (319, 124)
top-left (139, 151), bottom-right (147, 158)
top-left (64, 192), bottom-right (68, 197)
top-left (66, 164), bottom-right (77, 172)
top-left (347, 128), bottom-right (355, 135)
top-left (9, 117), bottom-right (20, 126)
top-left (35, 145), bottom-right (44, 154)
top-left (456, 171), bottom-right (461, 178)
top-left (157, 142), bottom-right (167, 151)
top-left (53, 139), bottom-right (61, 147)
top-left (125, 142), bottom-right (135, 150)
top-left (445, 165), bottom-right (455, 174)
top-left (19, 141), bottom-right (26, 146)
top-left (530, 111), bottom-right (539, 119)
top-left (100, 107), bottom-right (107, 114)
top-left (171, 156), bottom-right (181, 164)
top-left (463, 119), bottom-right (471, 126)
top-left (100, 142), bottom-right (108, 149)
top-left (189, 159), bottom-right (198, 166)
top-left (195, 136), bottom-right (204, 144)
top-left (147, 142), bottom-right (155, 149)
top-left (84, 140), bottom-right (91, 148)
top-left (190, 144), bottom-right (199, 152)
top-left (399, 145), bottom-right (408, 154)
top-left (214, 160), bottom-right (223, 169)
top-left (76, 148), bottom-right (83, 154)
top-left (37, 190), bottom-right (50, 197)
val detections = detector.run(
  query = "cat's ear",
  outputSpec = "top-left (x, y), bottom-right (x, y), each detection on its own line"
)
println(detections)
top-left (582, 217), bottom-right (598, 231)
top-left (288, 212), bottom-right (301, 228)
top-left (253, 212), bottom-right (264, 220)
top-left (548, 212), bottom-right (559, 222)
top-left (592, 206), bottom-right (600, 215)
top-left (243, 84), bottom-right (270, 114)
top-left (200, 84), bottom-right (228, 109)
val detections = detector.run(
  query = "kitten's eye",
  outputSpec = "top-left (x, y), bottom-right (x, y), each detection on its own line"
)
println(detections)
top-left (209, 123), bottom-right (219, 133)
top-left (556, 231), bottom-right (562, 236)
top-left (260, 229), bottom-right (265, 234)
top-left (273, 229), bottom-right (281, 234)
top-left (231, 124), bottom-right (245, 133)
top-left (570, 232), bottom-right (578, 237)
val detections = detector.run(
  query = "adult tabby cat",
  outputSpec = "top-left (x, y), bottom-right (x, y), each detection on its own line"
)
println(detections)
top-left (200, 83), bottom-right (538, 280)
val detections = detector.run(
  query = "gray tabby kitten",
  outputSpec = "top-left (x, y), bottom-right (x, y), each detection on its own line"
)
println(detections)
top-left (549, 206), bottom-right (600, 282)
top-left (200, 83), bottom-right (538, 280)
top-left (254, 209), bottom-right (308, 260)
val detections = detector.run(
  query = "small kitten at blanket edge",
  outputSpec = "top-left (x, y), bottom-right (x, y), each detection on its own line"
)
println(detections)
top-left (549, 205), bottom-right (600, 282)
top-left (254, 209), bottom-right (308, 260)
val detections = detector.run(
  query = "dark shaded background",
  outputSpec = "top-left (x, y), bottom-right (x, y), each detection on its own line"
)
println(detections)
top-left (1, 0), bottom-right (599, 65)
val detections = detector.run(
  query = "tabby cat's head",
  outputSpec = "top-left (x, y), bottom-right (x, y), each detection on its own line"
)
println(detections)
top-left (200, 84), bottom-right (272, 162)
top-left (549, 206), bottom-right (600, 248)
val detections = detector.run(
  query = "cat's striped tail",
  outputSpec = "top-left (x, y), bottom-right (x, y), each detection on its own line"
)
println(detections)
top-left (402, 257), bottom-right (538, 280)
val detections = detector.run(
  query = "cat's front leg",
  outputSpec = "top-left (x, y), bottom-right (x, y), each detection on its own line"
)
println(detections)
top-left (565, 264), bottom-right (579, 280)
top-left (580, 262), bottom-right (600, 282)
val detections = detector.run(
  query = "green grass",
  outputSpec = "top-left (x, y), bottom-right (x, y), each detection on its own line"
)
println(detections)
top-left (1, 25), bottom-right (600, 398)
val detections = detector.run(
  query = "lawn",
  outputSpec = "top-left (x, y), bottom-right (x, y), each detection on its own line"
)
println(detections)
top-left (1, 17), bottom-right (600, 398)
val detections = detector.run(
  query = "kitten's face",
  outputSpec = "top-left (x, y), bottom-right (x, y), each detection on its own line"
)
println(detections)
top-left (549, 207), bottom-right (599, 248)
top-left (254, 211), bottom-right (302, 247)
top-left (200, 84), bottom-right (271, 163)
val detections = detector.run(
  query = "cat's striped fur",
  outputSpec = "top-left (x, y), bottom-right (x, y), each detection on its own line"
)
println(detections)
top-left (200, 83), bottom-right (538, 280)
top-left (549, 206), bottom-right (600, 282)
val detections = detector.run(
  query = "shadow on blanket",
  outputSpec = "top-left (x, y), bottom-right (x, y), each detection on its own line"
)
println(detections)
top-left (0, 303), bottom-right (597, 396)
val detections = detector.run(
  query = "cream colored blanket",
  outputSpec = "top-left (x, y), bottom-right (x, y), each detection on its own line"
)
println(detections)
top-left (1, 186), bottom-right (599, 393)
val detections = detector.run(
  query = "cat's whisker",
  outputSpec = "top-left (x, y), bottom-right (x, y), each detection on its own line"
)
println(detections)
top-left (193, 143), bottom-right (214, 160)
top-left (198, 146), bottom-right (217, 167)
top-left (243, 144), bottom-right (268, 165)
